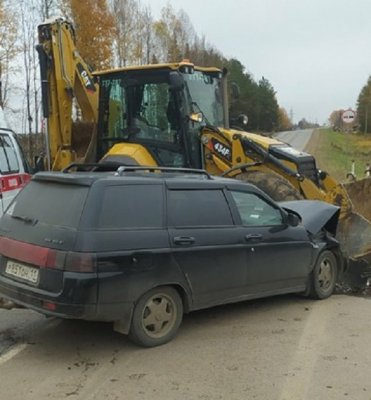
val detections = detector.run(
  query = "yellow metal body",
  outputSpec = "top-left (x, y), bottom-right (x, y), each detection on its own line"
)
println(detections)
top-left (200, 127), bottom-right (352, 218)
top-left (102, 143), bottom-right (157, 166)
top-left (38, 18), bottom-right (99, 170)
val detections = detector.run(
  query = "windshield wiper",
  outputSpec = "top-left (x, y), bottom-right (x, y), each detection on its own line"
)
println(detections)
top-left (11, 215), bottom-right (38, 225)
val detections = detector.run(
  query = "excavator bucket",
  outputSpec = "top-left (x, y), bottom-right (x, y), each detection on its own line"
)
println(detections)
top-left (341, 178), bottom-right (371, 263)
top-left (336, 178), bottom-right (371, 288)
top-left (337, 211), bottom-right (371, 264)
top-left (344, 179), bottom-right (371, 223)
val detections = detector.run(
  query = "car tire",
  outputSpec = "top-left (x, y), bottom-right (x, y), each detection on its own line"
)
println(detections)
top-left (129, 286), bottom-right (183, 347)
top-left (309, 250), bottom-right (338, 299)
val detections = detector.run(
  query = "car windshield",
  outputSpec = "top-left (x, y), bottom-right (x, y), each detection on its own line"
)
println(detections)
top-left (183, 70), bottom-right (224, 127)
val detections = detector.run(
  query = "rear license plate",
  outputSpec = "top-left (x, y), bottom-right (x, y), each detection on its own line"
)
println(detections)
top-left (5, 261), bottom-right (39, 284)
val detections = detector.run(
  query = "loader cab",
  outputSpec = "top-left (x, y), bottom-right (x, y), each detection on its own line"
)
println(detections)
top-left (95, 62), bottom-right (226, 169)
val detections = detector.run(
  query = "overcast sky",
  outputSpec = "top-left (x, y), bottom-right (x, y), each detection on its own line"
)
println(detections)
top-left (146, 0), bottom-right (371, 124)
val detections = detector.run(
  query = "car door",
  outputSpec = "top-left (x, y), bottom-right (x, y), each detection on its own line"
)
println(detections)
top-left (227, 188), bottom-right (314, 294)
top-left (167, 183), bottom-right (247, 309)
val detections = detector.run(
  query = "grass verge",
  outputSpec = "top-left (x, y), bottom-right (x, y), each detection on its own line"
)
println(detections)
top-left (305, 128), bottom-right (371, 182)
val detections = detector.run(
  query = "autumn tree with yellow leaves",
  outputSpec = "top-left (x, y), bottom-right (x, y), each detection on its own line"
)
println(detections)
top-left (63, 0), bottom-right (115, 70)
top-left (278, 107), bottom-right (292, 131)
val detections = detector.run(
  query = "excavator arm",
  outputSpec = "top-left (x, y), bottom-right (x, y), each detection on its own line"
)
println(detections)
top-left (37, 17), bottom-right (98, 170)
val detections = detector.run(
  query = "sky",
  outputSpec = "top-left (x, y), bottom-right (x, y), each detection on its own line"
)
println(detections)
top-left (146, 0), bottom-right (371, 124)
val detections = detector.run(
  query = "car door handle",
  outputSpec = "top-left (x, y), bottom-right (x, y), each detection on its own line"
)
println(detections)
top-left (173, 236), bottom-right (195, 246)
top-left (245, 233), bottom-right (263, 242)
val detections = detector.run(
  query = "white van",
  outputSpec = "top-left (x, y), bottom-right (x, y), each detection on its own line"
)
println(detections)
top-left (0, 108), bottom-right (31, 214)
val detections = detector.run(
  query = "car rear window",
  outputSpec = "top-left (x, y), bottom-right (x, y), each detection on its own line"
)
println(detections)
top-left (6, 180), bottom-right (89, 228)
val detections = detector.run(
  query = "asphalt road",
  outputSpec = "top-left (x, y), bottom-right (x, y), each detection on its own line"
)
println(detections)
top-left (1, 294), bottom-right (371, 400)
top-left (274, 129), bottom-right (314, 151)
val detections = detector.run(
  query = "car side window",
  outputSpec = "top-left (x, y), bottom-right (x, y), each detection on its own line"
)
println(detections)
top-left (98, 185), bottom-right (163, 229)
top-left (230, 190), bottom-right (283, 226)
top-left (168, 189), bottom-right (233, 227)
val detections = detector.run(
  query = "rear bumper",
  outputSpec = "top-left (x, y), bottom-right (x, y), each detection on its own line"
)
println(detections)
top-left (0, 278), bottom-right (98, 319)
top-left (0, 272), bottom-right (133, 327)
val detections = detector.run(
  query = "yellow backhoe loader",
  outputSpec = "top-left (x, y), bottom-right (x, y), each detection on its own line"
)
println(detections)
top-left (37, 18), bottom-right (371, 271)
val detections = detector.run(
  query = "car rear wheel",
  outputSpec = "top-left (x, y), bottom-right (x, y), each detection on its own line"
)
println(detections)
top-left (309, 250), bottom-right (338, 299)
top-left (129, 287), bottom-right (183, 347)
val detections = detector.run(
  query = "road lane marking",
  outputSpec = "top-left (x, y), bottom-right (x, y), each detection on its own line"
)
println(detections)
top-left (0, 343), bottom-right (27, 367)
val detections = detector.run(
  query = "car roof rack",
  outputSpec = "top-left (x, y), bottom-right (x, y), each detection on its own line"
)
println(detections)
top-left (115, 166), bottom-right (212, 179)
top-left (62, 162), bottom-right (129, 173)
top-left (62, 163), bottom-right (213, 179)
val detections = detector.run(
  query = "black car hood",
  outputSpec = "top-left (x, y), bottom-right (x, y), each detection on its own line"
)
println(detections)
top-left (279, 200), bottom-right (340, 236)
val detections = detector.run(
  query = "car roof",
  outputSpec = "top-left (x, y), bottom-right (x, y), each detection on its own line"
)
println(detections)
top-left (32, 169), bottom-right (258, 191)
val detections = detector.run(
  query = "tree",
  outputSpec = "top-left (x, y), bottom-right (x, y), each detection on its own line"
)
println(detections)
top-left (0, 0), bottom-right (19, 108)
top-left (356, 76), bottom-right (371, 134)
top-left (329, 109), bottom-right (343, 130)
top-left (18, 0), bottom-right (40, 135)
top-left (256, 77), bottom-right (279, 132)
top-left (39, 0), bottom-right (58, 19)
top-left (112, 0), bottom-right (141, 67)
top-left (277, 107), bottom-right (292, 131)
top-left (153, 5), bottom-right (196, 63)
top-left (66, 0), bottom-right (115, 70)
top-left (110, 0), bottom-right (156, 67)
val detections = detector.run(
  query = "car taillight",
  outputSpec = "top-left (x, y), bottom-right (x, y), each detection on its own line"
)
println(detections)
top-left (0, 237), bottom-right (96, 273)
top-left (46, 249), bottom-right (96, 272)
top-left (64, 251), bottom-right (97, 272)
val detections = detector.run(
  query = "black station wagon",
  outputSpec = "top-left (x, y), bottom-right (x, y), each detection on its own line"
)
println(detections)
top-left (0, 166), bottom-right (344, 347)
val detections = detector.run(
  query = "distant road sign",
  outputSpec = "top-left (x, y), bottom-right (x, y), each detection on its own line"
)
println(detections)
top-left (341, 109), bottom-right (356, 124)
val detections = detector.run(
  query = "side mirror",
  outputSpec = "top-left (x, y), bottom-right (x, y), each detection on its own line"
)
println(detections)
top-left (237, 114), bottom-right (248, 126)
top-left (169, 72), bottom-right (184, 92)
top-left (318, 170), bottom-right (327, 180)
top-left (230, 82), bottom-right (240, 99)
top-left (230, 114), bottom-right (248, 131)
top-left (286, 212), bottom-right (300, 227)
top-left (33, 155), bottom-right (45, 173)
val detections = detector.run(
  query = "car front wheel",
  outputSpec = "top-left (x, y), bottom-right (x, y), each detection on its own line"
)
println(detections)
top-left (129, 286), bottom-right (183, 347)
top-left (309, 250), bottom-right (338, 299)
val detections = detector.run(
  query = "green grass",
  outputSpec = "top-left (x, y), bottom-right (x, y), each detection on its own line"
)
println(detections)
top-left (311, 129), bottom-right (371, 182)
